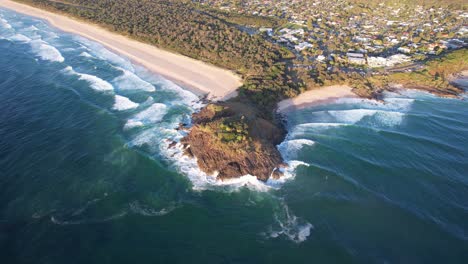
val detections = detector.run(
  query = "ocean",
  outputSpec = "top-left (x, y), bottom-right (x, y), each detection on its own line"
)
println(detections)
top-left (1, 8), bottom-right (468, 263)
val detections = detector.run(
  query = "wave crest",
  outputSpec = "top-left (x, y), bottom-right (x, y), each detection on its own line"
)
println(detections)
top-left (63, 66), bottom-right (114, 91)
top-left (30, 39), bottom-right (64, 62)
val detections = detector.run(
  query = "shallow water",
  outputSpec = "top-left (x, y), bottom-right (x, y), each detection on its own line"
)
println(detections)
top-left (1, 9), bottom-right (468, 263)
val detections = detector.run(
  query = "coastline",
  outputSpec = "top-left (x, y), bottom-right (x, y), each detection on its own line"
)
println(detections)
top-left (277, 85), bottom-right (357, 113)
top-left (0, 0), bottom-right (242, 100)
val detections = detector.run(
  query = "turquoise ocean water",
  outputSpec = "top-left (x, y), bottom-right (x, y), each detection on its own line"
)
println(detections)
top-left (1, 9), bottom-right (468, 263)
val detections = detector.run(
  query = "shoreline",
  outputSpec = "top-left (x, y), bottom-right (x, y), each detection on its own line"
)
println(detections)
top-left (277, 85), bottom-right (357, 113)
top-left (0, 0), bottom-right (242, 100)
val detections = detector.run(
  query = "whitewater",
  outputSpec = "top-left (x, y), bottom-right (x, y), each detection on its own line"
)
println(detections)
top-left (2, 8), bottom-right (468, 262)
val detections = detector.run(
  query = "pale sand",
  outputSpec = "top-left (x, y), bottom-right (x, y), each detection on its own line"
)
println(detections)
top-left (277, 85), bottom-right (357, 113)
top-left (0, 0), bottom-right (242, 100)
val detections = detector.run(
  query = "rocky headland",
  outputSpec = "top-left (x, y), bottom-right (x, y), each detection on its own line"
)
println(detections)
top-left (179, 49), bottom-right (467, 182)
top-left (180, 102), bottom-right (286, 181)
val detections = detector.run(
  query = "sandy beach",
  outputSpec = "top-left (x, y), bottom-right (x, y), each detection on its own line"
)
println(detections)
top-left (0, 0), bottom-right (242, 100)
top-left (277, 85), bottom-right (357, 113)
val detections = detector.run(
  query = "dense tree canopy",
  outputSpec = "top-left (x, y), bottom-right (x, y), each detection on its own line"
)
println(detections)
top-left (16, 0), bottom-right (302, 111)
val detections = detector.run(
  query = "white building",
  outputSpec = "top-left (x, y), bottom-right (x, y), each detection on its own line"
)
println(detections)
top-left (398, 47), bottom-right (411, 54)
top-left (347, 53), bottom-right (366, 65)
top-left (295, 42), bottom-right (313, 51)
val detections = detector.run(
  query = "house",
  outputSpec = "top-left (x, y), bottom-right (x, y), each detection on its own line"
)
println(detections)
top-left (346, 52), bottom-right (366, 65)
top-left (398, 47), bottom-right (411, 54)
top-left (367, 54), bottom-right (411, 68)
top-left (316, 55), bottom-right (326, 62)
top-left (295, 42), bottom-right (313, 51)
top-left (259, 27), bottom-right (273, 37)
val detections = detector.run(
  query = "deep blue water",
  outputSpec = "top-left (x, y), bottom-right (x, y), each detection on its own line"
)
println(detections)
top-left (1, 8), bottom-right (468, 264)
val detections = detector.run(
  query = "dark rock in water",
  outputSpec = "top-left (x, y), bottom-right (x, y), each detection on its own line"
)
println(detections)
top-left (181, 102), bottom-right (286, 181)
top-left (176, 123), bottom-right (189, 131)
top-left (168, 141), bottom-right (177, 148)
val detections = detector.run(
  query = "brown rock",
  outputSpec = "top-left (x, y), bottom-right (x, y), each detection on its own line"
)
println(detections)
top-left (181, 102), bottom-right (286, 181)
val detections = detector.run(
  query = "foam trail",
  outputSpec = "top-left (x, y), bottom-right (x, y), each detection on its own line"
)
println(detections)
top-left (113, 67), bottom-right (156, 92)
top-left (30, 39), bottom-right (64, 62)
top-left (266, 200), bottom-right (313, 243)
top-left (51, 211), bottom-right (127, 225)
top-left (128, 201), bottom-right (178, 216)
top-left (113, 95), bottom-right (139, 111)
top-left (63, 66), bottom-right (113, 91)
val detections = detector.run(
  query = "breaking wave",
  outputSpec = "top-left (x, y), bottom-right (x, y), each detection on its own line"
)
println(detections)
top-left (113, 67), bottom-right (156, 92)
top-left (113, 95), bottom-right (139, 111)
top-left (277, 139), bottom-right (315, 160)
top-left (79, 51), bottom-right (93, 58)
top-left (125, 103), bottom-right (167, 128)
top-left (0, 17), bottom-right (12, 29)
top-left (30, 39), bottom-right (64, 62)
top-left (275, 94), bottom-right (415, 190)
top-left (8, 33), bottom-right (31, 43)
top-left (63, 66), bottom-right (114, 91)
top-left (75, 36), bottom-right (135, 71)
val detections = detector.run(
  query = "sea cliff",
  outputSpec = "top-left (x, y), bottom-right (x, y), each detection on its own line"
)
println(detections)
top-left (179, 102), bottom-right (286, 181)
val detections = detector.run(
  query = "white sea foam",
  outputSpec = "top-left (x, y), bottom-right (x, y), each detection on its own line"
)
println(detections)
top-left (124, 120), bottom-right (144, 129)
top-left (42, 31), bottom-right (58, 40)
top-left (156, 77), bottom-right (203, 109)
top-left (266, 202), bottom-right (313, 243)
top-left (335, 94), bottom-right (415, 111)
top-left (267, 160), bottom-right (310, 188)
top-left (289, 123), bottom-right (348, 138)
top-left (129, 201), bottom-right (178, 216)
top-left (8, 34), bottom-right (31, 42)
top-left (158, 138), bottom-right (312, 192)
top-left (134, 68), bottom-right (203, 109)
top-left (76, 36), bottom-right (134, 71)
top-left (327, 109), bottom-right (378, 124)
top-left (30, 39), bottom-right (64, 62)
top-left (158, 140), bottom-right (275, 192)
top-left (124, 103), bottom-right (167, 128)
top-left (113, 95), bottom-right (139, 111)
top-left (50, 211), bottom-right (127, 225)
top-left (63, 66), bottom-right (113, 91)
top-left (0, 18), bottom-right (12, 29)
top-left (79, 51), bottom-right (93, 58)
top-left (306, 109), bottom-right (405, 128)
top-left (372, 110), bottom-right (405, 127)
top-left (113, 68), bottom-right (156, 92)
top-left (22, 25), bottom-right (38, 31)
top-left (277, 139), bottom-right (315, 161)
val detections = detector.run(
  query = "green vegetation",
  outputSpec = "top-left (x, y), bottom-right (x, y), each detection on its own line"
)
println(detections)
top-left (15, 0), bottom-right (302, 113)
top-left (388, 49), bottom-right (468, 91)
top-left (217, 119), bottom-right (249, 143)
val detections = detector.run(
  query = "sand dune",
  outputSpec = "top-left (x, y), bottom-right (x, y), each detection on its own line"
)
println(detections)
top-left (0, 0), bottom-right (242, 100)
top-left (277, 85), bottom-right (357, 113)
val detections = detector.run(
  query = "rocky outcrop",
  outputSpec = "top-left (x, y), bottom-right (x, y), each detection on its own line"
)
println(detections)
top-left (180, 102), bottom-right (286, 181)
